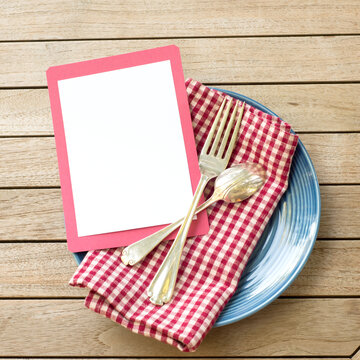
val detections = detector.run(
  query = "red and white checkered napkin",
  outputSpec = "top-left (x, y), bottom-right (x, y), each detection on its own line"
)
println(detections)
top-left (70, 79), bottom-right (299, 352)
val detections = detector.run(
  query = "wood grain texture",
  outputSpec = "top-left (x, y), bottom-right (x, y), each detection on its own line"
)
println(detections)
top-left (319, 186), bottom-right (360, 238)
top-left (0, 189), bottom-right (66, 240)
top-left (0, 242), bottom-right (86, 297)
top-left (0, 0), bottom-right (359, 40)
top-left (223, 84), bottom-right (360, 133)
top-left (0, 186), bottom-right (359, 240)
top-left (300, 134), bottom-right (360, 184)
top-left (1, 134), bottom-right (359, 187)
top-left (0, 359), bottom-right (350, 360)
top-left (0, 241), bottom-right (358, 298)
top-left (0, 89), bottom-right (52, 135)
top-left (0, 137), bottom-right (59, 187)
top-left (0, 299), bottom-right (358, 356)
top-left (1, 85), bottom-right (359, 136)
top-left (0, 36), bottom-right (359, 87)
top-left (284, 240), bottom-right (360, 296)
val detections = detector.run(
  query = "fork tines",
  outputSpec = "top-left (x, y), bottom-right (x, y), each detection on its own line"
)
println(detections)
top-left (201, 98), bottom-right (245, 162)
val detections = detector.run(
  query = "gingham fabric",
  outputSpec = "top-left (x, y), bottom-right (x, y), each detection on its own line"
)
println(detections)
top-left (70, 79), bottom-right (299, 352)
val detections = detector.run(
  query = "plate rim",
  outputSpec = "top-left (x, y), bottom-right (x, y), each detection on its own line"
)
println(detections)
top-left (212, 88), bottom-right (321, 327)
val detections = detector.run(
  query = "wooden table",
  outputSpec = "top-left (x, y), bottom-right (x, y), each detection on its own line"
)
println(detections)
top-left (0, 1), bottom-right (359, 358)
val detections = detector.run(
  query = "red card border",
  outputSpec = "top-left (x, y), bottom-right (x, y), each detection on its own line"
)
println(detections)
top-left (46, 45), bottom-right (209, 252)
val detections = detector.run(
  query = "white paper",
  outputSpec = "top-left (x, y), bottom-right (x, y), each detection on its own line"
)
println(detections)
top-left (58, 60), bottom-right (194, 237)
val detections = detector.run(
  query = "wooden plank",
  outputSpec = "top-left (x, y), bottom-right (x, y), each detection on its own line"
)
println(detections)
top-left (0, 243), bottom-right (86, 298)
top-left (1, 85), bottom-right (360, 136)
top-left (319, 186), bottom-right (360, 238)
top-left (299, 134), bottom-right (360, 184)
top-left (283, 240), bottom-right (360, 296)
top-left (0, 299), bottom-right (358, 356)
top-left (1, 134), bottom-right (359, 187)
top-left (0, 241), bottom-right (358, 298)
top-left (0, 138), bottom-right (59, 187)
top-left (223, 84), bottom-right (360, 133)
top-left (0, 36), bottom-right (359, 87)
top-left (0, 186), bottom-right (359, 240)
top-left (0, 89), bottom-right (52, 135)
top-left (0, 189), bottom-right (66, 240)
top-left (0, 0), bottom-right (359, 40)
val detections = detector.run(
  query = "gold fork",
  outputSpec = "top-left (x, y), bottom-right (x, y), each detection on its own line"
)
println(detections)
top-left (147, 98), bottom-right (245, 305)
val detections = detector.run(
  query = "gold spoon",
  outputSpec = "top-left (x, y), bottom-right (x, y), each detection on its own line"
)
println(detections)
top-left (121, 162), bottom-right (266, 266)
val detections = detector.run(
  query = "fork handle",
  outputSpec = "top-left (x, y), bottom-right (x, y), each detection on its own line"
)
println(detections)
top-left (121, 196), bottom-right (214, 266)
top-left (147, 174), bottom-right (210, 305)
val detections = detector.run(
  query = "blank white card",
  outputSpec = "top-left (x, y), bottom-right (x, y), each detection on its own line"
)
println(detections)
top-left (58, 60), bottom-right (194, 237)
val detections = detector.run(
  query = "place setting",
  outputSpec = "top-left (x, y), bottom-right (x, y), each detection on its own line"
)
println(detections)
top-left (47, 45), bottom-right (320, 352)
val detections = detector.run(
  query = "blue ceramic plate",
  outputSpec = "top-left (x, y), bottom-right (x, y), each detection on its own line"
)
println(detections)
top-left (73, 89), bottom-right (321, 327)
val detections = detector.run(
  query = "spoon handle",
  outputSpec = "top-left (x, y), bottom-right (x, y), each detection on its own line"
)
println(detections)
top-left (147, 174), bottom-right (210, 305)
top-left (121, 196), bottom-right (215, 266)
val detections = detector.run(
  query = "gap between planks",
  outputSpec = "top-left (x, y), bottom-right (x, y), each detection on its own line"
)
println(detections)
top-left (0, 33), bottom-right (360, 43)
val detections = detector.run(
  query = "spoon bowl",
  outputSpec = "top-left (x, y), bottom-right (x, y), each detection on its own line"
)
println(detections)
top-left (213, 163), bottom-right (266, 203)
